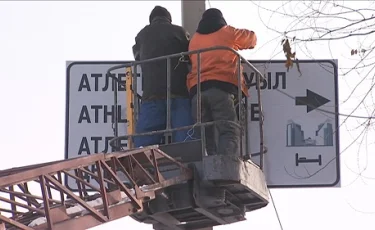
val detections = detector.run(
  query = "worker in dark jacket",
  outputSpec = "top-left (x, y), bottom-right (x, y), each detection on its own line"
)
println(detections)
top-left (132, 6), bottom-right (195, 147)
top-left (187, 8), bottom-right (257, 156)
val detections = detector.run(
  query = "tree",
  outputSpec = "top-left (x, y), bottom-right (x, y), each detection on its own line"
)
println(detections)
top-left (248, 1), bottom-right (375, 217)
top-left (252, 1), bottom-right (375, 73)
top-left (251, 0), bottom-right (375, 184)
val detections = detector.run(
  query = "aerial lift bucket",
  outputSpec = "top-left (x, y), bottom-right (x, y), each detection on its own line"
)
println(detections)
top-left (121, 67), bottom-right (269, 230)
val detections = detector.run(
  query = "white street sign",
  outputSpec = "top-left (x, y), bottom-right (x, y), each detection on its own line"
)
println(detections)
top-left (246, 60), bottom-right (340, 188)
top-left (65, 61), bottom-right (142, 191)
top-left (65, 60), bottom-right (340, 191)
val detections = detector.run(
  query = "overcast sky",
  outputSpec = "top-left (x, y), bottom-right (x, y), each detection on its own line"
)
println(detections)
top-left (0, 1), bottom-right (374, 230)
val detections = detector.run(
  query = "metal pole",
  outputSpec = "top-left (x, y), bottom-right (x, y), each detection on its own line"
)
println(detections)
top-left (196, 53), bottom-right (205, 156)
top-left (166, 58), bottom-right (172, 144)
top-left (197, 53), bottom-right (202, 124)
top-left (126, 67), bottom-right (134, 149)
top-left (256, 73), bottom-right (265, 170)
top-left (181, 0), bottom-right (206, 152)
top-left (112, 73), bottom-right (119, 151)
top-left (245, 96), bottom-right (250, 158)
top-left (237, 57), bottom-right (243, 157)
top-left (181, 0), bottom-right (206, 36)
top-left (133, 65), bottom-right (138, 130)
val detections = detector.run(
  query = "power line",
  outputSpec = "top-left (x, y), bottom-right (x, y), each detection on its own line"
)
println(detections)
top-left (246, 0), bottom-right (375, 119)
top-left (274, 87), bottom-right (375, 119)
top-left (269, 189), bottom-right (284, 230)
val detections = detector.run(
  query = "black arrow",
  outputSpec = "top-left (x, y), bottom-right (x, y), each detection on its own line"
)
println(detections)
top-left (295, 89), bottom-right (330, 113)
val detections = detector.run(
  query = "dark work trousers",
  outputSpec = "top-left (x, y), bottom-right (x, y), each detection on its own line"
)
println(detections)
top-left (191, 87), bottom-right (240, 156)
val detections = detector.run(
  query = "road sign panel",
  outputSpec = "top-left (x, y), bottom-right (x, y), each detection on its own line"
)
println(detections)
top-left (245, 60), bottom-right (340, 188)
top-left (65, 61), bottom-right (142, 191)
top-left (65, 59), bottom-right (340, 191)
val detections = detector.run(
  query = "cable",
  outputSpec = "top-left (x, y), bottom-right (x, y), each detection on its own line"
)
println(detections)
top-left (207, 0), bottom-right (212, 8)
top-left (272, 82), bottom-right (375, 119)
top-left (246, 67), bottom-right (375, 119)
top-left (184, 123), bottom-right (198, 142)
top-left (245, 0), bottom-right (375, 119)
top-left (269, 189), bottom-right (284, 230)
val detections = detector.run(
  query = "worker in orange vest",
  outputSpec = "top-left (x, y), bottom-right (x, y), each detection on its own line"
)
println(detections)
top-left (186, 8), bottom-right (257, 156)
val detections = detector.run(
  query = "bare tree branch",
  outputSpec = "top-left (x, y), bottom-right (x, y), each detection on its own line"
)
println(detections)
top-left (251, 1), bottom-right (375, 214)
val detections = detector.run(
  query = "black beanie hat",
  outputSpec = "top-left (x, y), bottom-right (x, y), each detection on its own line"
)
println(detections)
top-left (202, 8), bottom-right (224, 20)
top-left (196, 8), bottom-right (227, 34)
top-left (149, 6), bottom-right (172, 23)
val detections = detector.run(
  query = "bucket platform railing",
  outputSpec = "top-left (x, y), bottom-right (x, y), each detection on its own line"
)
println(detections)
top-left (107, 46), bottom-right (266, 169)
top-left (0, 146), bottom-right (193, 229)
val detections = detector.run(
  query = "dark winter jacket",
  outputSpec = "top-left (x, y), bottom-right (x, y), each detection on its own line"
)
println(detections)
top-left (132, 7), bottom-right (190, 101)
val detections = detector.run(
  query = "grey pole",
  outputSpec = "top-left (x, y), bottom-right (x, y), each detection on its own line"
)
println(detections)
top-left (181, 0), bottom-right (206, 36)
top-left (181, 2), bottom-right (213, 230)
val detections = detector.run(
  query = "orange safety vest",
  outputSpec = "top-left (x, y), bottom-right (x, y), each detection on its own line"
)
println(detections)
top-left (187, 25), bottom-right (257, 97)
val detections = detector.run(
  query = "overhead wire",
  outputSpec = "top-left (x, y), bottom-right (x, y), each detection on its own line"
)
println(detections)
top-left (202, 1), bottom-right (375, 228)
top-left (111, 2), bottom-right (372, 229)
top-left (204, 1), bottom-right (285, 229)
top-left (273, 86), bottom-right (375, 119)
top-left (269, 190), bottom-right (284, 230)
top-left (247, 1), bottom-right (375, 182)
top-left (248, 0), bottom-right (375, 217)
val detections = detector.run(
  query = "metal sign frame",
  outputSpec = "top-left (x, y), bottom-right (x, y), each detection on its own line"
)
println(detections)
top-left (247, 60), bottom-right (340, 188)
top-left (65, 60), bottom-right (340, 190)
top-left (65, 61), bottom-right (129, 191)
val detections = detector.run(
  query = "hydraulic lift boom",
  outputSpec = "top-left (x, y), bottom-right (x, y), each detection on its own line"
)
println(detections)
top-left (0, 146), bottom-right (192, 229)
top-left (0, 2), bottom-right (270, 229)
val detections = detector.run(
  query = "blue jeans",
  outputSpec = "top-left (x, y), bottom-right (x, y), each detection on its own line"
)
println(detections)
top-left (133, 98), bottom-right (195, 147)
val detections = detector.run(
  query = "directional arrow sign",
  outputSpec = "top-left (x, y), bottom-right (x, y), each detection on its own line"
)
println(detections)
top-left (66, 60), bottom-right (340, 190)
top-left (295, 89), bottom-right (330, 113)
top-left (245, 60), bottom-right (340, 188)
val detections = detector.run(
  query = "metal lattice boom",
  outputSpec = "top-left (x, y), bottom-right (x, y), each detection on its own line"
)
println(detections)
top-left (0, 146), bottom-right (192, 230)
